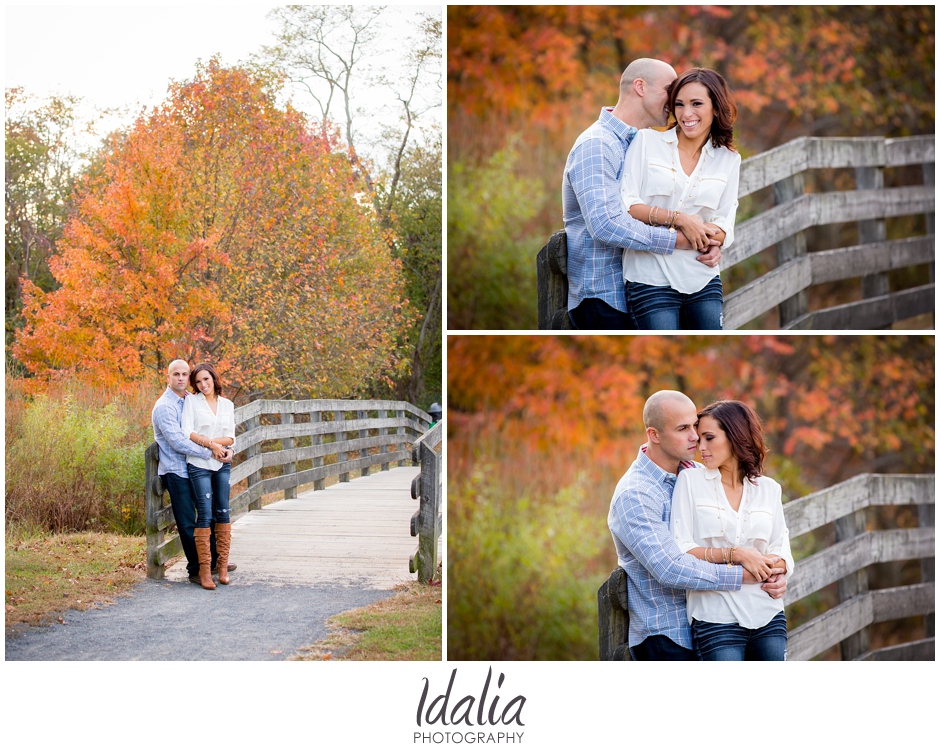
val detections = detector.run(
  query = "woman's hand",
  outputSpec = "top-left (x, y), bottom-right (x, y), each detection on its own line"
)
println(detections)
top-left (734, 547), bottom-right (776, 582)
top-left (675, 213), bottom-right (710, 251)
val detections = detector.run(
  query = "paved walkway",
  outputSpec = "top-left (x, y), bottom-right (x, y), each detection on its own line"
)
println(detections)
top-left (167, 465), bottom-right (425, 589)
top-left (6, 467), bottom-right (436, 661)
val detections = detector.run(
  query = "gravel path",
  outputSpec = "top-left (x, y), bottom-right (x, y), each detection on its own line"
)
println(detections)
top-left (5, 575), bottom-right (392, 661)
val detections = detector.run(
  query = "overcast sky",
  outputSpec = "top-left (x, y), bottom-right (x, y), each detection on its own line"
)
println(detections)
top-left (5, 3), bottom-right (441, 165)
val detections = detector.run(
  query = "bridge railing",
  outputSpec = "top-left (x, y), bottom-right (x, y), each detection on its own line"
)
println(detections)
top-left (598, 472), bottom-right (935, 661)
top-left (145, 398), bottom-right (432, 579)
top-left (538, 134), bottom-right (935, 330)
top-left (409, 424), bottom-right (443, 582)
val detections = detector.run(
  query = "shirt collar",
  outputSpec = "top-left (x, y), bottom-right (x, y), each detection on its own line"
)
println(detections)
top-left (637, 444), bottom-right (679, 483)
top-left (703, 467), bottom-right (722, 480)
top-left (663, 127), bottom-right (716, 158)
top-left (599, 107), bottom-right (638, 145)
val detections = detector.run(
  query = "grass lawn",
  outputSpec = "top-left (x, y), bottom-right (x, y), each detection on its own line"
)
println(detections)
top-left (293, 580), bottom-right (443, 661)
top-left (5, 529), bottom-right (146, 630)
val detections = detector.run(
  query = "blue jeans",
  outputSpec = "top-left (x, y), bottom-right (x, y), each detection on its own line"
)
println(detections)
top-left (692, 611), bottom-right (788, 661)
top-left (161, 472), bottom-right (217, 577)
top-left (569, 297), bottom-right (637, 331)
top-left (630, 635), bottom-right (696, 661)
top-left (187, 463), bottom-right (232, 529)
top-left (626, 275), bottom-right (723, 330)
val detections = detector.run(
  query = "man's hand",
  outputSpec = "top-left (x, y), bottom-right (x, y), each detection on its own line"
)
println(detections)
top-left (210, 443), bottom-right (232, 463)
top-left (696, 239), bottom-right (721, 267)
top-left (761, 568), bottom-right (787, 599)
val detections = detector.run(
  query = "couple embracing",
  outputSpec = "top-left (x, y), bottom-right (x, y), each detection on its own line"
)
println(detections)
top-left (564, 58), bottom-right (740, 330)
top-left (608, 392), bottom-right (794, 661)
top-left (152, 359), bottom-right (236, 590)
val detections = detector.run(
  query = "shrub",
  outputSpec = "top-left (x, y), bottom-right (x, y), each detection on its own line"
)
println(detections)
top-left (6, 383), bottom-right (150, 533)
top-left (447, 465), bottom-right (606, 660)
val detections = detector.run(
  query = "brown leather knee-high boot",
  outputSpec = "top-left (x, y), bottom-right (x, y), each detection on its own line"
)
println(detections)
top-left (215, 523), bottom-right (231, 585)
top-left (193, 528), bottom-right (216, 590)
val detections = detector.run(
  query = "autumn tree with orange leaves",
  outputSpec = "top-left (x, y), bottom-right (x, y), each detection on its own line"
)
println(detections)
top-left (14, 60), bottom-right (411, 399)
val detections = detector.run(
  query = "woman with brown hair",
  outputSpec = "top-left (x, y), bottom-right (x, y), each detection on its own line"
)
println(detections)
top-left (181, 362), bottom-right (236, 590)
top-left (671, 400), bottom-right (794, 660)
top-left (620, 67), bottom-right (741, 329)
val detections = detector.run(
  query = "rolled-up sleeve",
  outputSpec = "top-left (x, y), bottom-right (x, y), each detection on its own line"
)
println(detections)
top-left (709, 153), bottom-right (741, 248)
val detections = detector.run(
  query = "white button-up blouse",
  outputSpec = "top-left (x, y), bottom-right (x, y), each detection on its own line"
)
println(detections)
top-left (620, 127), bottom-right (741, 294)
top-left (671, 467), bottom-right (794, 629)
top-left (181, 393), bottom-right (236, 472)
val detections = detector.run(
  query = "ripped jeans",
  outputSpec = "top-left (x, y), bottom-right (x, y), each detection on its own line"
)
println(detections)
top-left (187, 462), bottom-right (231, 528)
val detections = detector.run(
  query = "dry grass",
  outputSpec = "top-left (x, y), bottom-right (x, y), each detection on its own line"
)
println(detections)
top-left (292, 580), bottom-right (442, 661)
top-left (5, 529), bottom-right (146, 631)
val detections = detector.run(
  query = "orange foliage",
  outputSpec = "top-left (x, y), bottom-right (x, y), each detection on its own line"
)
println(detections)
top-left (448, 336), bottom-right (934, 497)
top-left (14, 60), bottom-right (411, 399)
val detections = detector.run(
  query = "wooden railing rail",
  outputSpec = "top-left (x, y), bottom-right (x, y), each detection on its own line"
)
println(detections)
top-left (409, 424), bottom-right (443, 583)
top-left (598, 472), bottom-right (935, 661)
top-left (538, 134), bottom-right (934, 330)
top-left (145, 398), bottom-right (432, 579)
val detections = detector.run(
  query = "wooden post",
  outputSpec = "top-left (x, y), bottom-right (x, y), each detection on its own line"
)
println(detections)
top-left (339, 411), bottom-right (351, 483)
top-left (856, 165), bottom-right (891, 326)
top-left (773, 172), bottom-right (809, 327)
top-left (312, 410), bottom-right (325, 491)
top-left (381, 408), bottom-right (392, 471)
top-left (144, 442), bottom-right (166, 580)
top-left (835, 508), bottom-right (871, 659)
top-left (924, 161), bottom-right (934, 285)
top-left (358, 409), bottom-right (370, 477)
top-left (409, 434), bottom-right (441, 583)
top-left (282, 406), bottom-right (296, 500)
top-left (597, 567), bottom-right (630, 661)
top-left (919, 502), bottom-right (935, 638)
top-left (397, 408), bottom-right (406, 467)
top-left (246, 414), bottom-right (262, 511)
top-left (536, 230), bottom-right (573, 330)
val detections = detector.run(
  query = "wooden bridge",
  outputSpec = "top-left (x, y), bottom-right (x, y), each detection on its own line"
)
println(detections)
top-left (146, 399), bottom-right (442, 588)
top-left (538, 134), bottom-right (934, 329)
top-left (598, 473), bottom-right (935, 661)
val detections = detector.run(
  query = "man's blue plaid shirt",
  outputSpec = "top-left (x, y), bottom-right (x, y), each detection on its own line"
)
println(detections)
top-left (152, 388), bottom-right (212, 478)
top-left (608, 446), bottom-right (742, 653)
top-left (562, 108), bottom-right (676, 313)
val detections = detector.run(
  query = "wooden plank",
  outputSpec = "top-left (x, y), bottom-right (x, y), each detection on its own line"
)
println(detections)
top-left (871, 583), bottom-right (935, 623)
top-left (807, 137), bottom-right (886, 169)
top-left (885, 135), bottom-right (936, 167)
top-left (810, 236), bottom-right (934, 283)
top-left (235, 415), bottom-right (421, 451)
top-left (724, 256), bottom-right (812, 330)
top-left (412, 423), bottom-right (442, 459)
top-left (785, 528), bottom-right (935, 604)
top-left (856, 638), bottom-right (935, 661)
top-left (784, 473), bottom-right (870, 539)
top-left (856, 165), bottom-right (890, 310)
top-left (236, 398), bottom-right (431, 424)
top-left (783, 284), bottom-right (935, 330)
top-left (788, 593), bottom-right (872, 661)
top-left (868, 473), bottom-right (935, 507)
top-left (738, 137), bottom-right (809, 197)
top-left (725, 186), bottom-right (934, 268)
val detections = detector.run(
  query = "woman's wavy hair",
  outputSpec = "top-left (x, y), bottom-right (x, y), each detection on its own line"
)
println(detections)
top-left (190, 362), bottom-right (223, 398)
top-left (668, 67), bottom-right (738, 152)
top-left (697, 400), bottom-right (766, 483)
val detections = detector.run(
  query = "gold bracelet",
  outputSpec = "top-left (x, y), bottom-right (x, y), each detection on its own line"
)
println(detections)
top-left (726, 547), bottom-right (733, 567)
top-left (704, 547), bottom-right (710, 563)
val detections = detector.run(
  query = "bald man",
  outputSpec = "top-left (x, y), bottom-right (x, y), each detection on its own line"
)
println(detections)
top-left (607, 391), bottom-right (785, 660)
top-left (152, 360), bottom-right (233, 584)
top-left (563, 59), bottom-right (722, 330)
